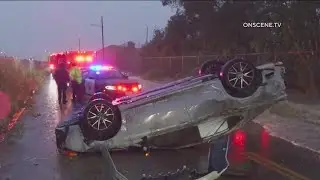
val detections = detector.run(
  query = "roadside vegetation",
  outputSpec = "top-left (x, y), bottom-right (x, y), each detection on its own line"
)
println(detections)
top-left (139, 1), bottom-right (320, 99)
top-left (0, 57), bottom-right (46, 131)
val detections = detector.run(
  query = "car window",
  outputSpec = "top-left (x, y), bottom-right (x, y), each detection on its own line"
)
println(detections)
top-left (88, 69), bottom-right (124, 80)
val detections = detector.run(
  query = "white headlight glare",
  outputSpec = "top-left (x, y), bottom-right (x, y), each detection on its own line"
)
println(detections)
top-left (105, 85), bottom-right (116, 90)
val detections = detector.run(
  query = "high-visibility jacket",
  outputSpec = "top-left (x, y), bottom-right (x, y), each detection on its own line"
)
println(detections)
top-left (69, 66), bottom-right (82, 84)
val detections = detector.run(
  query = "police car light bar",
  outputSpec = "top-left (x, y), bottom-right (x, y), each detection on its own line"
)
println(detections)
top-left (90, 65), bottom-right (113, 71)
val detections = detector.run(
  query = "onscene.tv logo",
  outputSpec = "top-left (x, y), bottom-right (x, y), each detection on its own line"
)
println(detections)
top-left (243, 22), bottom-right (282, 28)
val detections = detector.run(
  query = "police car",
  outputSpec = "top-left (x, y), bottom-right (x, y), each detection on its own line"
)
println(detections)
top-left (83, 65), bottom-right (142, 101)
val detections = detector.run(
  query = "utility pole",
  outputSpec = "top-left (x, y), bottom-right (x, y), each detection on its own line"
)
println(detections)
top-left (91, 16), bottom-right (105, 60)
top-left (145, 25), bottom-right (149, 44)
top-left (101, 16), bottom-right (105, 61)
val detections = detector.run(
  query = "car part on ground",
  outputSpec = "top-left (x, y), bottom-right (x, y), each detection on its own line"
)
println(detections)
top-left (56, 131), bottom-right (233, 180)
top-left (140, 136), bottom-right (231, 180)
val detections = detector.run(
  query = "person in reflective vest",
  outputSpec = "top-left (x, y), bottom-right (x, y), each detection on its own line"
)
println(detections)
top-left (69, 62), bottom-right (82, 103)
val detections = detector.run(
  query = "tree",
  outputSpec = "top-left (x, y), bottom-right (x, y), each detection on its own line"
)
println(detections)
top-left (127, 41), bottom-right (135, 49)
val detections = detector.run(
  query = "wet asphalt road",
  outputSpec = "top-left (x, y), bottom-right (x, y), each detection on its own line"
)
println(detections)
top-left (0, 77), bottom-right (319, 180)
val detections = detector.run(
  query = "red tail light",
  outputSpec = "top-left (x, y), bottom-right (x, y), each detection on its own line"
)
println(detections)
top-left (49, 64), bottom-right (55, 69)
top-left (106, 84), bottom-right (141, 93)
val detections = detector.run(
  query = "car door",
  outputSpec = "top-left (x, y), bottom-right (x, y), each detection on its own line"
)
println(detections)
top-left (84, 72), bottom-right (96, 95)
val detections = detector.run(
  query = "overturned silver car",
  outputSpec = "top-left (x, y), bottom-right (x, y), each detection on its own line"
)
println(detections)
top-left (56, 58), bottom-right (286, 152)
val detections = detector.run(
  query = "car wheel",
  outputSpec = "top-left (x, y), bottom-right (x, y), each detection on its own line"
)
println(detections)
top-left (199, 60), bottom-right (225, 76)
top-left (80, 99), bottom-right (122, 141)
top-left (89, 92), bottom-right (112, 102)
top-left (219, 58), bottom-right (262, 98)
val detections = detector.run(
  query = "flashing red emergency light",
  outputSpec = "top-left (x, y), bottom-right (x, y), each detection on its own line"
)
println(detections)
top-left (76, 56), bottom-right (85, 62)
top-left (76, 55), bottom-right (93, 62)
top-left (86, 56), bottom-right (93, 62)
top-left (49, 64), bottom-right (55, 69)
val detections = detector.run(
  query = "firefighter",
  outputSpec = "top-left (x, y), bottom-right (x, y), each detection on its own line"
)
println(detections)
top-left (69, 62), bottom-right (83, 103)
top-left (53, 62), bottom-right (70, 104)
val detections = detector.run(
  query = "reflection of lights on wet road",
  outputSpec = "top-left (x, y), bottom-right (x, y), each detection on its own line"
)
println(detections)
top-left (0, 91), bottom-right (11, 120)
top-left (260, 128), bottom-right (271, 157)
top-left (229, 129), bottom-right (247, 164)
top-left (233, 130), bottom-right (246, 146)
top-left (47, 76), bottom-right (61, 124)
top-left (48, 76), bottom-right (58, 100)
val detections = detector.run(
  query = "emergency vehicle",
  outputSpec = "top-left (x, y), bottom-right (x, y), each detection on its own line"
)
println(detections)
top-left (48, 50), bottom-right (95, 73)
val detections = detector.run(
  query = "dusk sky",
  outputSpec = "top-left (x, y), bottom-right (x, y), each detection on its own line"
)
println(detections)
top-left (0, 1), bottom-right (175, 60)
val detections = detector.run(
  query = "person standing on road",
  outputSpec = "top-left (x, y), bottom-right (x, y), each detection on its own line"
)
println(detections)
top-left (53, 63), bottom-right (70, 104)
top-left (69, 62), bottom-right (83, 103)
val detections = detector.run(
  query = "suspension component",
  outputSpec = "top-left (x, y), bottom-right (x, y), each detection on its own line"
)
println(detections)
top-left (140, 165), bottom-right (204, 179)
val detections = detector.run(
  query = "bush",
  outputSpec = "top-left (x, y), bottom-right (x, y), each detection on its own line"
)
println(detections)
top-left (0, 58), bottom-right (46, 131)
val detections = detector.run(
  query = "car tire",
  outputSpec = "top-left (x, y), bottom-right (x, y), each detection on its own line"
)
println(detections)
top-left (219, 58), bottom-right (262, 98)
top-left (80, 99), bottom-right (122, 141)
top-left (89, 92), bottom-right (112, 102)
top-left (199, 60), bottom-right (225, 76)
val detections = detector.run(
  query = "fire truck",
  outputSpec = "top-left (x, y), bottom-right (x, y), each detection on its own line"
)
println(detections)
top-left (48, 50), bottom-right (95, 73)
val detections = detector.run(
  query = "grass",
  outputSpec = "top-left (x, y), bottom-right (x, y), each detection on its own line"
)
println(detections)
top-left (141, 69), bottom-right (174, 81)
top-left (0, 58), bottom-right (46, 132)
top-left (141, 67), bottom-right (199, 81)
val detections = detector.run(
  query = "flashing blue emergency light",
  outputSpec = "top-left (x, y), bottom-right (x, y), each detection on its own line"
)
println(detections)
top-left (90, 65), bottom-right (113, 71)
top-left (90, 65), bottom-right (102, 71)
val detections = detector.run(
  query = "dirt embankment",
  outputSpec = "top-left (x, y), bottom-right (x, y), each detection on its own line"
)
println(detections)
top-left (0, 58), bottom-right (47, 132)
